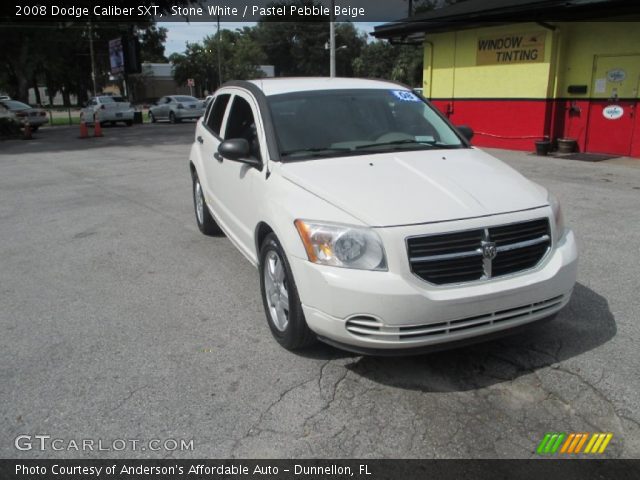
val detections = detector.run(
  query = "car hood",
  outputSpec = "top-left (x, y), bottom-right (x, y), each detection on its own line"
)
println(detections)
top-left (279, 148), bottom-right (548, 227)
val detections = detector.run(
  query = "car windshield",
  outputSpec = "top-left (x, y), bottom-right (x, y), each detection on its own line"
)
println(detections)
top-left (268, 89), bottom-right (466, 160)
top-left (174, 96), bottom-right (198, 103)
top-left (2, 100), bottom-right (31, 111)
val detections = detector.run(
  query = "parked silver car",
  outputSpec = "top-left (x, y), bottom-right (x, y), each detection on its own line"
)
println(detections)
top-left (0, 100), bottom-right (48, 131)
top-left (148, 95), bottom-right (205, 123)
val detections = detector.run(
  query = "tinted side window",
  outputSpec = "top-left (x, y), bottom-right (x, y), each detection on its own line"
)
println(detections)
top-left (206, 94), bottom-right (230, 136)
top-left (224, 96), bottom-right (261, 160)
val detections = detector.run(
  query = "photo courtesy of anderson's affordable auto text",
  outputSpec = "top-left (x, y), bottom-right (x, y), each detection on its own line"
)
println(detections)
top-left (1, 0), bottom-right (639, 479)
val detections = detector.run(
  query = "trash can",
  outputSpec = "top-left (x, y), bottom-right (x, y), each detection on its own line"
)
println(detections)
top-left (133, 111), bottom-right (143, 124)
top-left (534, 140), bottom-right (551, 156)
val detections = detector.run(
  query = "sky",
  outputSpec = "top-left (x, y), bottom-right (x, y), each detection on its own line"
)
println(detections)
top-left (160, 22), bottom-right (383, 56)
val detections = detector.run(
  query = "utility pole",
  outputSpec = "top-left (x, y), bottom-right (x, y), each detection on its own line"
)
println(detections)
top-left (217, 15), bottom-right (223, 87)
top-left (88, 20), bottom-right (98, 96)
top-left (329, 0), bottom-right (336, 77)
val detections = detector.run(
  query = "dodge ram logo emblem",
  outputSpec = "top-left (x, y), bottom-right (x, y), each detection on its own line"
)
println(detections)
top-left (482, 241), bottom-right (497, 260)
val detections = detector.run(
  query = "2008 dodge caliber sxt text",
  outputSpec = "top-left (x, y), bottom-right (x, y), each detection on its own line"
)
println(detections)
top-left (188, 78), bottom-right (578, 355)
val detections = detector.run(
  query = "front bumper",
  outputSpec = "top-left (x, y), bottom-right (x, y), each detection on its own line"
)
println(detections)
top-left (290, 226), bottom-right (577, 353)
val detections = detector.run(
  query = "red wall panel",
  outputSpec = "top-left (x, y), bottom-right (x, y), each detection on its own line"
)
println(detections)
top-left (430, 99), bottom-right (549, 151)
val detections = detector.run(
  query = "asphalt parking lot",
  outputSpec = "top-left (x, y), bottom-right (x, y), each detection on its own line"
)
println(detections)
top-left (1, 124), bottom-right (639, 459)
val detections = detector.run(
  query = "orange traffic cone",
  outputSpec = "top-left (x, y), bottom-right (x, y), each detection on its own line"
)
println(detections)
top-left (93, 114), bottom-right (103, 138)
top-left (23, 121), bottom-right (33, 140)
top-left (79, 117), bottom-right (89, 139)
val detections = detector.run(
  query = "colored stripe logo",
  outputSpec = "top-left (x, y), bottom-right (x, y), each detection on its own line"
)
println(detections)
top-left (537, 432), bottom-right (613, 455)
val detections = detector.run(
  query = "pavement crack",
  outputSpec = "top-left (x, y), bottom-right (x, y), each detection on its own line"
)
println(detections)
top-left (109, 385), bottom-right (150, 413)
top-left (229, 374), bottom-right (317, 456)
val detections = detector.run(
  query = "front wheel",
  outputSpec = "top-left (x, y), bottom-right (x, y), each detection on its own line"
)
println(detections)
top-left (259, 233), bottom-right (316, 350)
top-left (169, 111), bottom-right (179, 124)
top-left (192, 173), bottom-right (222, 236)
top-left (149, 112), bottom-right (156, 123)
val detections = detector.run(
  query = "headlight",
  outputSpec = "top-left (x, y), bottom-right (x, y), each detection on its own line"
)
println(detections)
top-left (294, 220), bottom-right (387, 271)
top-left (547, 192), bottom-right (565, 238)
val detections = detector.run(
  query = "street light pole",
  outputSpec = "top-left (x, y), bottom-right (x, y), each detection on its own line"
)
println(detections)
top-left (217, 15), bottom-right (223, 87)
top-left (88, 20), bottom-right (98, 96)
top-left (329, 0), bottom-right (335, 77)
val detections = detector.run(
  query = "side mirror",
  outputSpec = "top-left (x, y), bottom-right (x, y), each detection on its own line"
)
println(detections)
top-left (457, 125), bottom-right (474, 142)
top-left (218, 138), bottom-right (262, 168)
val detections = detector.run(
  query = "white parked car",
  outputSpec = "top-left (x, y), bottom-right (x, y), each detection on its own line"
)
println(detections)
top-left (81, 95), bottom-right (134, 126)
top-left (189, 78), bottom-right (577, 354)
top-left (148, 95), bottom-right (205, 123)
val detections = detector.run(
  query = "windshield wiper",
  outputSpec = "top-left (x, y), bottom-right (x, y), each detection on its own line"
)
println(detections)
top-left (281, 147), bottom-right (351, 158)
top-left (356, 139), bottom-right (463, 151)
top-left (422, 141), bottom-right (464, 149)
top-left (355, 139), bottom-right (431, 150)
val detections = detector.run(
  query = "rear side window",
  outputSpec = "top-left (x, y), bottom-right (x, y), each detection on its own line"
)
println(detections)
top-left (206, 94), bottom-right (230, 136)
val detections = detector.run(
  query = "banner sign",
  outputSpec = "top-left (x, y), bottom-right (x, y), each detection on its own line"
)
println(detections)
top-left (108, 38), bottom-right (124, 75)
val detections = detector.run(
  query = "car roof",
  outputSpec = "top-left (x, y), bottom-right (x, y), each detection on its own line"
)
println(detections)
top-left (245, 77), bottom-right (409, 96)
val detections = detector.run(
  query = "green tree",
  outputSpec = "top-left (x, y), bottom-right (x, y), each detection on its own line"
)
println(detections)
top-left (0, 0), bottom-right (188, 103)
top-left (170, 28), bottom-right (266, 95)
top-left (255, 0), bottom-right (330, 76)
top-left (353, 41), bottom-right (423, 87)
top-left (140, 25), bottom-right (168, 62)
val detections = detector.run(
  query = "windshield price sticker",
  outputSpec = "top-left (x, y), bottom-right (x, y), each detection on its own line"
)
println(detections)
top-left (391, 90), bottom-right (420, 102)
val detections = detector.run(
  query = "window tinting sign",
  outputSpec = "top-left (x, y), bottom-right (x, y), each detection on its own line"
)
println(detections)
top-left (603, 105), bottom-right (624, 120)
top-left (477, 31), bottom-right (545, 65)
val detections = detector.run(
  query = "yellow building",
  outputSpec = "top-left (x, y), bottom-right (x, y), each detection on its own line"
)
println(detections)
top-left (374, 0), bottom-right (640, 157)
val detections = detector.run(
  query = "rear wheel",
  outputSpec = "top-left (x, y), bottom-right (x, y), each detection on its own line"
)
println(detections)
top-left (192, 172), bottom-right (222, 236)
top-left (259, 233), bottom-right (316, 350)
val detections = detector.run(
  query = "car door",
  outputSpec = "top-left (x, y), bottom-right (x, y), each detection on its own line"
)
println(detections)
top-left (166, 97), bottom-right (177, 118)
top-left (196, 91), bottom-right (231, 222)
top-left (82, 98), bottom-right (98, 121)
top-left (155, 96), bottom-right (168, 119)
top-left (202, 89), bottom-right (266, 261)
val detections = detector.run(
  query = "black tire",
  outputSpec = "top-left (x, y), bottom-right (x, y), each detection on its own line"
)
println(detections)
top-left (149, 112), bottom-right (156, 123)
top-left (259, 233), bottom-right (316, 350)
top-left (30, 126), bottom-right (39, 132)
top-left (192, 172), bottom-right (222, 236)
top-left (169, 111), bottom-right (178, 124)
top-left (125, 120), bottom-right (133, 127)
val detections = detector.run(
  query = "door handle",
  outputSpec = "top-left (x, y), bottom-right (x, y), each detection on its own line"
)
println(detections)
top-left (196, 135), bottom-right (203, 144)
top-left (214, 152), bottom-right (223, 162)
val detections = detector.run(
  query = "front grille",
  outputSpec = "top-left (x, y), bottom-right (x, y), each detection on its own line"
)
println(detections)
top-left (407, 218), bottom-right (551, 285)
top-left (345, 295), bottom-right (565, 342)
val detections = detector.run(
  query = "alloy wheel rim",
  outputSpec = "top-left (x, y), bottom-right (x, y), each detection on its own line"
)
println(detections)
top-left (195, 181), bottom-right (204, 225)
top-left (263, 250), bottom-right (290, 332)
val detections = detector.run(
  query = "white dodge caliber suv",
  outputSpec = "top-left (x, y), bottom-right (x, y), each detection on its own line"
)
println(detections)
top-left (188, 78), bottom-right (578, 355)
